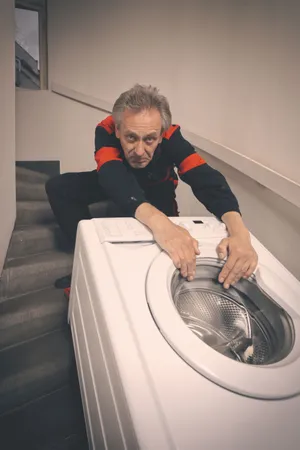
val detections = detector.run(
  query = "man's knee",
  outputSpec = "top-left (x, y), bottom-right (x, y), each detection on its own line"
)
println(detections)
top-left (45, 173), bottom-right (68, 200)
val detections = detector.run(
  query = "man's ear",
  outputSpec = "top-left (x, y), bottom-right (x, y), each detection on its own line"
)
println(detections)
top-left (115, 126), bottom-right (120, 138)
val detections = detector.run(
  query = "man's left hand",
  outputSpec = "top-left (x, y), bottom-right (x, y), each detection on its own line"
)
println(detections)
top-left (217, 233), bottom-right (258, 289)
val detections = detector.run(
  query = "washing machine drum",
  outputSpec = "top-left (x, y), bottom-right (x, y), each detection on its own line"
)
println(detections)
top-left (171, 259), bottom-right (293, 365)
top-left (147, 256), bottom-right (300, 399)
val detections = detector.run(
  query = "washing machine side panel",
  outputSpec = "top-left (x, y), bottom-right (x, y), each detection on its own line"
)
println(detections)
top-left (70, 300), bottom-right (103, 450)
top-left (69, 222), bottom-right (139, 450)
top-left (69, 220), bottom-right (175, 450)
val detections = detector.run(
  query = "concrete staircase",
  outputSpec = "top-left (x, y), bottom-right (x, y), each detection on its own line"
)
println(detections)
top-left (0, 167), bottom-right (88, 450)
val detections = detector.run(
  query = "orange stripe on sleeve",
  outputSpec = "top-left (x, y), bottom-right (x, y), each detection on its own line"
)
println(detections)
top-left (97, 115), bottom-right (115, 135)
top-left (163, 125), bottom-right (179, 140)
top-left (95, 147), bottom-right (122, 171)
top-left (178, 153), bottom-right (206, 175)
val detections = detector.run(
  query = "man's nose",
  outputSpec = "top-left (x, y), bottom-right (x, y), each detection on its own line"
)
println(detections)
top-left (135, 141), bottom-right (144, 156)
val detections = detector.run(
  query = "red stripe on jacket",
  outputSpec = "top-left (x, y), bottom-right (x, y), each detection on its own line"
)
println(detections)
top-left (163, 125), bottom-right (179, 140)
top-left (178, 153), bottom-right (206, 175)
top-left (97, 115), bottom-right (115, 135)
top-left (95, 147), bottom-right (122, 171)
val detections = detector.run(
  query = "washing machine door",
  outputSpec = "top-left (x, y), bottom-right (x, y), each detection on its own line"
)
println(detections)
top-left (146, 254), bottom-right (300, 399)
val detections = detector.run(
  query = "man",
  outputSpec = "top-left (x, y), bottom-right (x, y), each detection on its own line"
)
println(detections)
top-left (46, 84), bottom-right (258, 296)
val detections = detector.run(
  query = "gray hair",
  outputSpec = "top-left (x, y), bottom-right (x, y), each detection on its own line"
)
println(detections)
top-left (112, 84), bottom-right (172, 133)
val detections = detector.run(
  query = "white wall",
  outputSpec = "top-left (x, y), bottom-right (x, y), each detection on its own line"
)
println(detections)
top-left (15, 0), bottom-right (300, 279)
top-left (0, 0), bottom-right (16, 275)
top-left (17, 0), bottom-right (300, 185)
top-left (16, 90), bottom-right (103, 173)
top-left (47, 0), bottom-right (300, 184)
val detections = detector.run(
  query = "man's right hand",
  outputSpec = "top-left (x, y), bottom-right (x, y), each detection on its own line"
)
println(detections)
top-left (135, 203), bottom-right (200, 281)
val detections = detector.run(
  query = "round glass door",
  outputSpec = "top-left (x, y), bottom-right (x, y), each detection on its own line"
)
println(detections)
top-left (171, 258), bottom-right (294, 365)
top-left (146, 255), bottom-right (300, 399)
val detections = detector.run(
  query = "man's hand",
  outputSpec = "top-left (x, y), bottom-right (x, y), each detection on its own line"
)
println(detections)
top-left (219, 211), bottom-right (258, 289)
top-left (217, 234), bottom-right (258, 288)
top-left (135, 203), bottom-right (200, 280)
top-left (153, 222), bottom-right (200, 280)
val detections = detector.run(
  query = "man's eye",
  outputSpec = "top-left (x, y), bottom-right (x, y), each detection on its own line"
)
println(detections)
top-left (127, 135), bottom-right (136, 142)
top-left (145, 138), bottom-right (154, 144)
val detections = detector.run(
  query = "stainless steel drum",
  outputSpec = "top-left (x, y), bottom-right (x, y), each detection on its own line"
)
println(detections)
top-left (171, 258), bottom-right (294, 365)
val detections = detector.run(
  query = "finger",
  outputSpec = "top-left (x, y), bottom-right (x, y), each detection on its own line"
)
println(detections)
top-left (167, 245), bottom-right (182, 268)
top-left (193, 239), bottom-right (200, 255)
top-left (220, 254), bottom-right (243, 288)
top-left (217, 238), bottom-right (229, 260)
top-left (171, 251), bottom-right (188, 279)
top-left (244, 260), bottom-right (258, 278)
top-left (223, 260), bottom-right (244, 289)
top-left (178, 251), bottom-right (188, 278)
top-left (177, 237), bottom-right (197, 281)
top-left (231, 261), bottom-right (250, 285)
top-left (219, 253), bottom-right (238, 283)
top-left (186, 251), bottom-right (196, 281)
top-left (177, 242), bottom-right (195, 280)
top-left (238, 261), bottom-right (251, 280)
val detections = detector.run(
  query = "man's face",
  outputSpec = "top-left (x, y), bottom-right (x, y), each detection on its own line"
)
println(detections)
top-left (115, 108), bottom-right (163, 168)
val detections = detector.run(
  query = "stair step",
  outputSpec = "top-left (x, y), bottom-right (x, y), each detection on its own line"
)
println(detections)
top-left (16, 201), bottom-right (55, 226)
top-left (16, 166), bottom-right (50, 184)
top-left (16, 180), bottom-right (48, 201)
top-left (0, 384), bottom-right (88, 450)
top-left (0, 251), bottom-right (73, 300)
top-left (16, 198), bottom-right (124, 228)
top-left (0, 328), bottom-right (75, 415)
top-left (7, 224), bottom-right (69, 259)
top-left (0, 287), bottom-right (68, 351)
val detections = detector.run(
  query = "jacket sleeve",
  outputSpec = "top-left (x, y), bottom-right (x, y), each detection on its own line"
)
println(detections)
top-left (94, 116), bottom-right (147, 215)
top-left (163, 126), bottom-right (241, 219)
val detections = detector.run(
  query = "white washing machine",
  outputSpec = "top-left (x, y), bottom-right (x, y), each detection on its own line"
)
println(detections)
top-left (68, 216), bottom-right (300, 450)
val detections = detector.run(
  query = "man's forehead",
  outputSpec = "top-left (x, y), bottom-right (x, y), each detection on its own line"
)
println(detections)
top-left (120, 108), bottom-right (162, 132)
top-left (123, 127), bottom-right (160, 136)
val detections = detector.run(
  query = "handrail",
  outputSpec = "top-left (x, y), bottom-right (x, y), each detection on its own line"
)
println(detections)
top-left (51, 82), bottom-right (300, 209)
top-left (51, 83), bottom-right (112, 114)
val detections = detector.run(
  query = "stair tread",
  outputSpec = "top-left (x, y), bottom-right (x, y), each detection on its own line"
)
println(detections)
top-left (0, 287), bottom-right (68, 351)
top-left (0, 285), bottom-right (66, 310)
top-left (5, 249), bottom-right (73, 269)
top-left (7, 223), bottom-right (72, 261)
top-left (0, 167), bottom-right (87, 448)
top-left (0, 384), bottom-right (88, 450)
top-left (17, 200), bottom-right (52, 209)
top-left (17, 178), bottom-right (46, 185)
top-left (0, 250), bottom-right (73, 300)
top-left (16, 200), bottom-right (55, 226)
top-left (0, 328), bottom-right (75, 414)
top-left (13, 223), bottom-right (58, 232)
top-left (16, 166), bottom-right (50, 183)
top-left (16, 180), bottom-right (48, 201)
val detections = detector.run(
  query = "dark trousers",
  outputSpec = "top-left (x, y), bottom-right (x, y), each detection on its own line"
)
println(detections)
top-left (46, 170), bottom-right (178, 249)
top-left (46, 170), bottom-right (115, 249)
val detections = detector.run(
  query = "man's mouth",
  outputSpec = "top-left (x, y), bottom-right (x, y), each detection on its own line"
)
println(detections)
top-left (130, 157), bottom-right (147, 164)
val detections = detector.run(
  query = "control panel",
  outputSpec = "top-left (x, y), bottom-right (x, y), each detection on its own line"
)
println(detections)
top-left (93, 217), bottom-right (228, 243)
